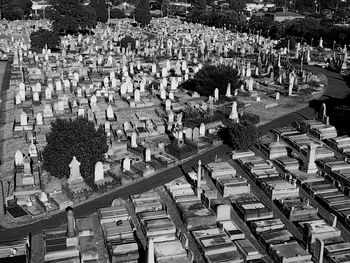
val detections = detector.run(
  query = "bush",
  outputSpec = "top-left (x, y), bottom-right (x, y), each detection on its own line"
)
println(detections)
top-left (120, 35), bottom-right (136, 50)
top-left (218, 123), bottom-right (259, 150)
top-left (135, 0), bottom-right (151, 26)
top-left (181, 65), bottom-right (239, 97)
top-left (43, 118), bottom-right (108, 182)
top-left (30, 29), bottom-right (61, 52)
top-left (110, 8), bottom-right (126, 19)
top-left (240, 112), bottom-right (260, 125)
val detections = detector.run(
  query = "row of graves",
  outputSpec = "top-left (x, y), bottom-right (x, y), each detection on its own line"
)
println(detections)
top-left (238, 108), bottom-right (350, 262)
top-left (161, 159), bottom-right (267, 263)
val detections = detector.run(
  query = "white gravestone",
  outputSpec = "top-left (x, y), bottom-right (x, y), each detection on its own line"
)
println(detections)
top-left (94, 161), bottom-right (104, 182)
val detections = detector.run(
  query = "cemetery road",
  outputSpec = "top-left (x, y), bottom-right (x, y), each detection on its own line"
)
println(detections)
top-left (0, 67), bottom-right (348, 239)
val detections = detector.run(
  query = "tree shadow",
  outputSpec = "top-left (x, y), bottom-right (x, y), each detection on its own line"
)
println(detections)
top-left (308, 74), bottom-right (350, 135)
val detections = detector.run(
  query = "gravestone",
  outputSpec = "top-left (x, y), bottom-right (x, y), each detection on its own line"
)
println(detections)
top-left (68, 156), bottom-right (84, 184)
top-left (199, 123), bottom-right (206, 137)
top-left (131, 132), bottom-right (137, 148)
top-left (20, 111), bottom-right (27, 126)
top-left (123, 157), bottom-right (131, 171)
top-left (15, 150), bottom-right (24, 166)
top-left (145, 148), bottom-right (151, 162)
top-left (94, 161), bottom-right (104, 182)
top-left (193, 127), bottom-right (200, 142)
top-left (36, 113), bottom-right (43, 125)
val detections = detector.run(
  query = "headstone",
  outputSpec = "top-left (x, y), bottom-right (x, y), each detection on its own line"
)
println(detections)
top-left (45, 87), bottom-right (52, 100)
top-left (68, 156), bottom-right (84, 184)
top-left (134, 89), bottom-right (140, 102)
top-left (225, 83), bottom-right (231, 97)
top-left (36, 113), bottom-right (43, 125)
top-left (145, 148), bottom-right (151, 162)
top-left (229, 101), bottom-right (238, 121)
top-left (165, 99), bottom-right (171, 111)
top-left (94, 161), bottom-right (104, 182)
top-left (123, 157), bottom-right (131, 171)
top-left (33, 91), bottom-right (39, 101)
top-left (44, 104), bottom-right (53, 117)
top-left (131, 132), bottom-right (137, 148)
top-left (193, 127), bottom-right (199, 142)
top-left (20, 111), bottom-right (27, 126)
top-left (199, 123), bottom-right (205, 137)
top-left (106, 105), bottom-right (114, 120)
top-left (214, 88), bottom-right (219, 102)
top-left (15, 150), bottom-right (24, 166)
top-left (275, 92), bottom-right (280, 100)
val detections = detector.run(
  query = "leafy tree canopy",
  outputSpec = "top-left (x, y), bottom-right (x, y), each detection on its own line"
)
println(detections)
top-left (228, 0), bottom-right (246, 13)
top-left (218, 123), bottom-right (259, 150)
top-left (1, 0), bottom-right (32, 20)
top-left (110, 8), bottom-right (126, 19)
top-left (90, 0), bottom-right (108, 23)
top-left (295, 0), bottom-right (315, 12)
top-left (135, 0), bottom-right (152, 26)
top-left (181, 65), bottom-right (239, 97)
top-left (43, 118), bottom-right (108, 182)
top-left (120, 35), bottom-right (136, 50)
top-left (30, 29), bottom-right (60, 52)
top-left (49, 0), bottom-right (97, 35)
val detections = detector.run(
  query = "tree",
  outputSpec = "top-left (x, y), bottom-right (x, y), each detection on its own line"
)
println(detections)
top-left (30, 29), bottom-right (60, 52)
top-left (49, 0), bottom-right (97, 35)
top-left (181, 65), bottom-right (239, 97)
top-left (90, 0), bottom-right (108, 22)
top-left (295, 0), bottom-right (315, 12)
top-left (43, 118), bottom-right (108, 182)
top-left (120, 35), bottom-right (136, 50)
top-left (218, 123), bottom-right (259, 150)
top-left (110, 8), bottom-right (126, 19)
top-left (228, 0), bottom-right (246, 13)
top-left (1, 0), bottom-right (32, 20)
top-left (135, 0), bottom-right (151, 27)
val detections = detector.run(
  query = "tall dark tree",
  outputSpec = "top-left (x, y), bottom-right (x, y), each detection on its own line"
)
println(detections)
top-left (181, 65), bottom-right (239, 97)
top-left (218, 123), bottom-right (259, 150)
top-left (228, 0), bottom-right (246, 13)
top-left (1, 0), bottom-right (32, 20)
top-left (49, 0), bottom-right (97, 35)
top-left (295, 0), bottom-right (315, 12)
top-left (90, 0), bottom-right (108, 23)
top-left (43, 118), bottom-right (108, 182)
top-left (135, 0), bottom-right (152, 27)
top-left (30, 29), bottom-right (60, 52)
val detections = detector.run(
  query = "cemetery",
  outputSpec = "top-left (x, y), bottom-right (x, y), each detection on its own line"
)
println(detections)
top-left (0, 15), bottom-right (331, 230)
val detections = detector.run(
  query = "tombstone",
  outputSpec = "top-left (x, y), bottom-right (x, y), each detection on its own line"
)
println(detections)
top-left (45, 87), bottom-right (52, 100)
top-left (134, 89), bottom-right (140, 102)
top-left (229, 101), bottom-right (238, 121)
top-left (193, 127), bottom-right (200, 142)
top-left (33, 91), bottom-right (39, 102)
top-left (320, 103), bottom-right (326, 122)
top-left (275, 92), bottom-right (280, 101)
top-left (199, 123), bottom-right (206, 137)
top-left (144, 148), bottom-right (151, 162)
top-left (304, 142), bottom-right (318, 174)
top-left (68, 156), bottom-right (84, 184)
top-left (214, 88), bottom-right (219, 102)
top-left (151, 63), bottom-right (157, 74)
top-left (78, 108), bottom-right (85, 117)
top-left (90, 95), bottom-right (97, 106)
top-left (15, 94), bottom-right (21, 105)
top-left (123, 157), bottom-right (131, 171)
top-left (165, 99), bottom-right (171, 111)
top-left (44, 104), bottom-right (53, 117)
top-left (35, 82), bottom-right (42, 92)
top-left (160, 89), bottom-right (166, 100)
top-left (131, 132), bottom-right (137, 148)
top-left (248, 78), bottom-right (254, 91)
top-left (168, 111), bottom-right (174, 123)
top-left (36, 113), bottom-right (43, 125)
top-left (40, 192), bottom-right (48, 203)
top-left (225, 83), bottom-right (231, 97)
top-left (106, 105), bottom-right (114, 120)
top-left (185, 128), bottom-right (193, 140)
top-left (169, 91), bottom-right (174, 101)
top-left (289, 73), bottom-right (295, 96)
top-left (15, 150), bottom-right (24, 166)
top-left (20, 111), bottom-right (27, 126)
top-left (94, 161), bottom-right (104, 182)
